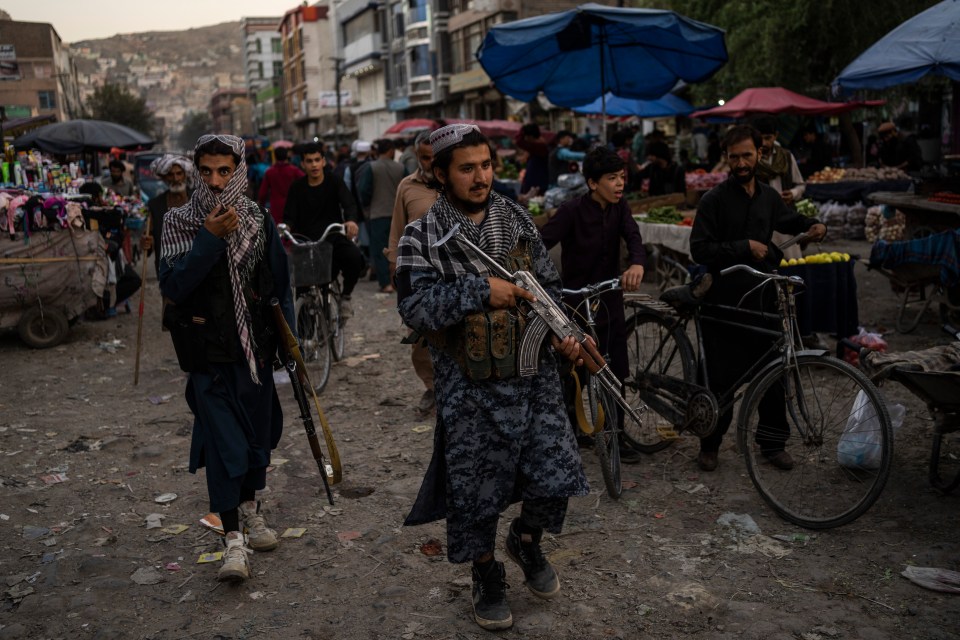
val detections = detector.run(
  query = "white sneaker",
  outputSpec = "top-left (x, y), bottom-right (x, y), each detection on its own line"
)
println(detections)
top-left (218, 532), bottom-right (252, 582)
top-left (239, 500), bottom-right (279, 551)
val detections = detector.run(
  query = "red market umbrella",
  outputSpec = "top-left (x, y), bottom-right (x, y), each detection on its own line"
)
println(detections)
top-left (691, 87), bottom-right (884, 119)
top-left (384, 119), bottom-right (440, 136)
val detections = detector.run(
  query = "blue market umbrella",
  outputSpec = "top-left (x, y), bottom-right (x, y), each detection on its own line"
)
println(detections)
top-left (477, 3), bottom-right (727, 119)
top-left (833, 0), bottom-right (960, 92)
top-left (13, 119), bottom-right (155, 154)
top-left (571, 92), bottom-right (695, 118)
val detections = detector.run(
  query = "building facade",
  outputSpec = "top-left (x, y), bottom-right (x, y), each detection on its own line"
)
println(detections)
top-left (241, 17), bottom-right (285, 138)
top-left (279, 2), bottom-right (357, 142)
top-left (209, 88), bottom-right (252, 136)
top-left (0, 19), bottom-right (82, 124)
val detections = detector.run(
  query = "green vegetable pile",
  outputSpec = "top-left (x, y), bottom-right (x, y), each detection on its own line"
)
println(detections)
top-left (644, 206), bottom-right (683, 224)
top-left (795, 199), bottom-right (819, 218)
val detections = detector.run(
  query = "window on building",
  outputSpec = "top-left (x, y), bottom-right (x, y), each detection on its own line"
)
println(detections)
top-left (38, 91), bottom-right (56, 110)
top-left (271, 38), bottom-right (282, 54)
top-left (464, 22), bottom-right (482, 71)
top-left (450, 30), bottom-right (464, 74)
top-left (408, 0), bottom-right (428, 24)
top-left (255, 39), bottom-right (262, 53)
top-left (344, 11), bottom-right (377, 44)
top-left (392, 2), bottom-right (405, 38)
top-left (257, 61), bottom-right (264, 79)
top-left (409, 44), bottom-right (430, 77)
top-left (273, 61), bottom-right (284, 78)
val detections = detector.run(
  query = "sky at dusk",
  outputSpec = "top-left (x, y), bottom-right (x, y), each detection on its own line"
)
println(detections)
top-left (0, 1), bottom-right (297, 43)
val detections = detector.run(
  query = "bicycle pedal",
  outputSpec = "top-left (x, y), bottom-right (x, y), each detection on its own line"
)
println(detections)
top-left (656, 426), bottom-right (681, 440)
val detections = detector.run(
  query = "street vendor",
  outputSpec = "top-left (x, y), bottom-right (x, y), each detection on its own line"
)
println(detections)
top-left (690, 125), bottom-right (825, 473)
top-left (143, 154), bottom-right (194, 277)
top-left (877, 121), bottom-right (924, 173)
top-left (100, 159), bottom-right (135, 198)
top-left (396, 123), bottom-right (589, 631)
top-left (753, 116), bottom-right (807, 260)
top-left (159, 134), bottom-right (295, 583)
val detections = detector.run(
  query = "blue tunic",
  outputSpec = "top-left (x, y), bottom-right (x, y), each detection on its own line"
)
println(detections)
top-left (159, 210), bottom-right (295, 513)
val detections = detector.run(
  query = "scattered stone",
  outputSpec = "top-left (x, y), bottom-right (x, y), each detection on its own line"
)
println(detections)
top-left (130, 566), bottom-right (164, 586)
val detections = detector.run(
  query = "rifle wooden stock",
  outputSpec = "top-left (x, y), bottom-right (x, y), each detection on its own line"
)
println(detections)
top-left (270, 299), bottom-right (342, 503)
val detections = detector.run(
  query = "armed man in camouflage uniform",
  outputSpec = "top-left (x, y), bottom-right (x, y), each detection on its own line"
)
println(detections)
top-left (395, 124), bottom-right (590, 631)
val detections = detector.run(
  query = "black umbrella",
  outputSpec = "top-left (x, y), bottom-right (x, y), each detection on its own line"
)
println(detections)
top-left (13, 119), bottom-right (155, 154)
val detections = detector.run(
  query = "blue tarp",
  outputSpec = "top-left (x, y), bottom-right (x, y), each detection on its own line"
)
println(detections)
top-left (833, 0), bottom-right (960, 92)
top-left (477, 3), bottom-right (727, 108)
top-left (571, 93), bottom-right (695, 117)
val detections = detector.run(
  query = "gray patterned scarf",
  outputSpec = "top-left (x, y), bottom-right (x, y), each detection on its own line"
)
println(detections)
top-left (396, 191), bottom-right (538, 279)
top-left (161, 135), bottom-right (266, 384)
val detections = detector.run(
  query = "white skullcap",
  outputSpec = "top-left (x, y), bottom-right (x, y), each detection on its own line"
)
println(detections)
top-left (355, 140), bottom-right (372, 153)
top-left (430, 124), bottom-right (481, 155)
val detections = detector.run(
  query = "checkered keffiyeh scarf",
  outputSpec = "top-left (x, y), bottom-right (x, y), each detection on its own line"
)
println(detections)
top-left (396, 191), bottom-right (539, 279)
top-left (161, 136), bottom-right (266, 384)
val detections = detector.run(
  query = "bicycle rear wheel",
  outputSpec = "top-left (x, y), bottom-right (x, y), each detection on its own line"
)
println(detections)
top-left (623, 310), bottom-right (695, 453)
top-left (737, 355), bottom-right (892, 529)
top-left (587, 374), bottom-right (622, 499)
top-left (325, 282), bottom-right (346, 362)
top-left (295, 295), bottom-right (331, 393)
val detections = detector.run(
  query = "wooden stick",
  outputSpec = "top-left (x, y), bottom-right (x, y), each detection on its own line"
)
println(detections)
top-left (134, 214), bottom-right (151, 386)
top-left (0, 256), bottom-right (102, 264)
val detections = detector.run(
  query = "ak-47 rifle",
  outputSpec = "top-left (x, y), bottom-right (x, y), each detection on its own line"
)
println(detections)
top-left (270, 298), bottom-right (342, 505)
top-left (432, 224), bottom-right (651, 431)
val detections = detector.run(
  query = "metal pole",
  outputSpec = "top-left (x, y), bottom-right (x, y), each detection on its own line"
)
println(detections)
top-left (599, 30), bottom-right (607, 144)
top-left (334, 58), bottom-right (344, 148)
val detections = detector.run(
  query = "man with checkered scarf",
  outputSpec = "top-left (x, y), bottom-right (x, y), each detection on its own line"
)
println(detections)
top-left (159, 135), bottom-right (296, 583)
top-left (396, 124), bottom-right (590, 631)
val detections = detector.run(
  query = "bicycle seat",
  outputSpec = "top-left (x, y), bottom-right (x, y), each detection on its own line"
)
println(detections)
top-left (660, 273), bottom-right (713, 312)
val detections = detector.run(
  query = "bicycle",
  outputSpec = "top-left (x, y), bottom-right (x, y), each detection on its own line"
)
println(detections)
top-left (561, 278), bottom-right (650, 500)
top-left (624, 264), bottom-right (894, 529)
top-left (278, 223), bottom-right (347, 393)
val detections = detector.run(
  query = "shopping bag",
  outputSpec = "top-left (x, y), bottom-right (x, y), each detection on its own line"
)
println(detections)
top-left (837, 390), bottom-right (905, 469)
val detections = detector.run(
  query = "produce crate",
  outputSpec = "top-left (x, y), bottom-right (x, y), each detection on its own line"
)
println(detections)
top-left (288, 240), bottom-right (333, 288)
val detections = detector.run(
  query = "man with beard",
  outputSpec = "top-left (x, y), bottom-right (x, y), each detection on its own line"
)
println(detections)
top-left (387, 130), bottom-right (439, 415)
top-left (396, 124), bottom-right (589, 631)
top-left (144, 155), bottom-right (193, 277)
top-left (283, 142), bottom-right (364, 318)
top-left (100, 159), bottom-right (135, 197)
top-left (690, 125), bottom-right (825, 473)
top-left (160, 134), bottom-right (295, 583)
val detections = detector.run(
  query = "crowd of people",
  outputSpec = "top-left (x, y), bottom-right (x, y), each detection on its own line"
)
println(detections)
top-left (135, 111), bottom-right (935, 630)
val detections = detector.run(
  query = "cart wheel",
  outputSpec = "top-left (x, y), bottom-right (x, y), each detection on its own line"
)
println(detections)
top-left (18, 306), bottom-right (69, 349)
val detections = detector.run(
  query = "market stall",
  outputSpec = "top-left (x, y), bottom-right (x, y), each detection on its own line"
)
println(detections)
top-left (867, 191), bottom-right (960, 236)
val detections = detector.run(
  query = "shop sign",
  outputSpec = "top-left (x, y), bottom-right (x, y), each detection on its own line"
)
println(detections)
top-left (319, 90), bottom-right (353, 107)
top-left (388, 96), bottom-right (411, 111)
top-left (0, 45), bottom-right (21, 81)
top-left (2, 105), bottom-right (32, 118)
top-left (449, 67), bottom-right (490, 94)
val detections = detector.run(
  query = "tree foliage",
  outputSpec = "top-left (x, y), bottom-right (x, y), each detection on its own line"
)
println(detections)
top-left (86, 82), bottom-right (156, 135)
top-left (177, 112), bottom-right (212, 152)
top-left (643, 0), bottom-right (942, 103)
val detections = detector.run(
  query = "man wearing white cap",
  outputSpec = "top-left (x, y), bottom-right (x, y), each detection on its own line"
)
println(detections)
top-left (395, 124), bottom-right (589, 631)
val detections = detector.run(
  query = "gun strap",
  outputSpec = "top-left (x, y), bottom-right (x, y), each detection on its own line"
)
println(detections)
top-left (571, 369), bottom-right (604, 435)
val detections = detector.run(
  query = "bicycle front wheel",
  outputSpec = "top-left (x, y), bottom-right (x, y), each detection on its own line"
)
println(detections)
top-left (296, 295), bottom-right (331, 393)
top-left (623, 310), bottom-right (695, 453)
top-left (587, 375), bottom-right (622, 499)
top-left (325, 283), bottom-right (346, 362)
top-left (737, 355), bottom-right (892, 529)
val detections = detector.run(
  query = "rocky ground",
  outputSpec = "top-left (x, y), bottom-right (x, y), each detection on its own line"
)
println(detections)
top-left (1, 238), bottom-right (958, 640)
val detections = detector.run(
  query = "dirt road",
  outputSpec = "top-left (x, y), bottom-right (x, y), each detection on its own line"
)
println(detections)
top-left (1, 239), bottom-right (958, 640)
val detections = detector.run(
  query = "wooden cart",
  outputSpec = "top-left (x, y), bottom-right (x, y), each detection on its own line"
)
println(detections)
top-left (0, 229), bottom-right (109, 348)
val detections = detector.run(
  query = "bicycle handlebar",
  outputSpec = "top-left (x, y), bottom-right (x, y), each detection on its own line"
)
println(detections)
top-left (720, 263), bottom-right (804, 286)
top-left (277, 222), bottom-right (345, 246)
top-left (561, 278), bottom-right (621, 298)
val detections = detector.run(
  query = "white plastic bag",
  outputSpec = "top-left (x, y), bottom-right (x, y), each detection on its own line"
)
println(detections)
top-left (837, 390), bottom-right (905, 469)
